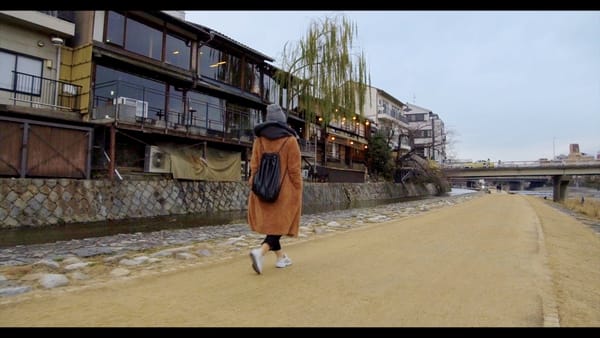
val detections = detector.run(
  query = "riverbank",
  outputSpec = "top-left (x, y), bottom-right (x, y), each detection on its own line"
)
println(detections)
top-left (3, 189), bottom-right (598, 303)
top-left (2, 191), bottom-right (599, 326)
top-left (0, 192), bottom-right (472, 299)
top-left (523, 186), bottom-right (600, 229)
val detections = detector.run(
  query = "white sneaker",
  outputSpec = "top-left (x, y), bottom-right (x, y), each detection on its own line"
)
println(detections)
top-left (275, 254), bottom-right (292, 268)
top-left (249, 248), bottom-right (263, 274)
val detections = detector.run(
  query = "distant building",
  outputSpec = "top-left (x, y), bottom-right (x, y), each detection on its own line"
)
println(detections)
top-left (404, 103), bottom-right (446, 163)
top-left (566, 143), bottom-right (594, 162)
top-left (359, 85), bottom-right (411, 156)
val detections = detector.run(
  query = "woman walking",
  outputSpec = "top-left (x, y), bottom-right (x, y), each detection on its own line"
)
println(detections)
top-left (247, 104), bottom-right (303, 274)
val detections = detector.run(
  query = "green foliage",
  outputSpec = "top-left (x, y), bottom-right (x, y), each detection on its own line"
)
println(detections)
top-left (366, 131), bottom-right (394, 180)
top-left (275, 14), bottom-right (370, 124)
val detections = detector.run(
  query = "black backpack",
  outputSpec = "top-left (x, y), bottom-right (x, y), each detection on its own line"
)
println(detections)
top-left (252, 137), bottom-right (290, 202)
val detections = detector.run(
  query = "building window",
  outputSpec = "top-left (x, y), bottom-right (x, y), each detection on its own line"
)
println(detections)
top-left (381, 101), bottom-right (389, 115)
top-left (263, 72), bottom-right (277, 103)
top-left (105, 11), bottom-right (191, 70)
top-left (245, 62), bottom-right (261, 95)
top-left (0, 50), bottom-right (42, 95)
top-left (94, 65), bottom-right (166, 120)
top-left (391, 105), bottom-right (400, 119)
top-left (199, 46), bottom-right (241, 88)
top-left (165, 33), bottom-right (191, 70)
top-left (327, 142), bottom-right (339, 160)
top-left (415, 130), bottom-right (431, 138)
top-left (105, 11), bottom-right (125, 47)
top-left (168, 85), bottom-right (185, 124)
top-left (408, 114), bottom-right (426, 122)
top-left (125, 17), bottom-right (163, 61)
top-left (187, 90), bottom-right (225, 132)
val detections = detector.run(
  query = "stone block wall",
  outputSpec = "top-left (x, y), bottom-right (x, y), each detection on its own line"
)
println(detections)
top-left (0, 178), bottom-right (440, 228)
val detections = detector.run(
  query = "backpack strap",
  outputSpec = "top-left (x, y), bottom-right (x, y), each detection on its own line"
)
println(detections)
top-left (257, 137), bottom-right (265, 153)
top-left (258, 136), bottom-right (290, 154)
top-left (276, 137), bottom-right (290, 154)
top-left (277, 137), bottom-right (291, 183)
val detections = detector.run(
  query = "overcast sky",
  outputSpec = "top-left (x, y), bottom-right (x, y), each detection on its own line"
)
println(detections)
top-left (186, 11), bottom-right (599, 162)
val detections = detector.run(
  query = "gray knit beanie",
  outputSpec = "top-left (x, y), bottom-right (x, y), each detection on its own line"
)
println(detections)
top-left (266, 104), bottom-right (287, 123)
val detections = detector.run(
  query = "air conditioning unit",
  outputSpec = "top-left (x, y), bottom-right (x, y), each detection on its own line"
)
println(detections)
top-left (144, 145), bottom-right (171, 173)
top-left (117, 97), bottom-right (148, 119)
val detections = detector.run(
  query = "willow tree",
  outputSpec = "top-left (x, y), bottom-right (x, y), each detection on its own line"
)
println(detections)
top-left (274, 14), bottom-right (371, 123)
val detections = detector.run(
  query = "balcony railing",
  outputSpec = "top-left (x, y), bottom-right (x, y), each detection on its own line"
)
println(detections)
top-left (299, 139), bottom-right (316, 157)
top-left (6, 71), bottom-right (81, 112)
top-left (92, 80), bottom-right (258, 142)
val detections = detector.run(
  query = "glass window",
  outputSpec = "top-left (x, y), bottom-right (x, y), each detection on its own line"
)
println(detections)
top-left (224, 53), bottom-right (242, 88)
top-left (94, 65), bottom-right (166, 120)
top-left (187, 90), bottom-right (225, 132)
top-left (205, 95), bottom-right (225, 132)
top-left (199, 45), bottom-right (220, 79)
top-left (0, 51), bottom-right (16, 90)
top-left (280, 86), bottom-right (288, 108)
top-left (245, 62), bottom-right (261, 95)
top-left (16, 56), bottom-right (42, 95)
top-left (105, 11), bottom-right (125, 46)
top-left (199, 46), bottom-right (241, 88)
top-left (382, 102), bottom-right (389, 115)
top-left (327, 142), bottom-right (339, 160)
top-left (262, 72), bottom-right (276, 103)
top-left (125, 17), bottom-right (163, 60)
top-left (226, 102), bottom-right (258, 138)
top-left (165, 33), bottom-right (190, 70)
top-left (0, 51), bottom-right (42, 95)
top-left (168, 85), bottom-right (185, 124)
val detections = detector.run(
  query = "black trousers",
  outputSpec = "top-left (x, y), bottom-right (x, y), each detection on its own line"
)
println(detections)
top-left (262, 235), bottom-right (282, 251)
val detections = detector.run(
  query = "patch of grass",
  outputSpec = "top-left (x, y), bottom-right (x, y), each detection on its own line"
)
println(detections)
top-left (563, 197), bottom-right (600, 220)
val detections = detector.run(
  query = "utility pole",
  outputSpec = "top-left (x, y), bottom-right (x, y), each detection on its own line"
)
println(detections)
top-left (431, 114), bottom-right (436, 161)
top-left (553, 137), bottom-right (556, 160)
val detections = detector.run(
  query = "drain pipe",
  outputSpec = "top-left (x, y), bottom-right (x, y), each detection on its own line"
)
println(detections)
top-left (193, 30), bottom-right (215, 87)
top-left (51, 36), bottom-right (64, 109)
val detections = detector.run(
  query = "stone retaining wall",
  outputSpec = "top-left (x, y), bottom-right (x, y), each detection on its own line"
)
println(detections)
top-left (0, 178), bottom-right (440, 228)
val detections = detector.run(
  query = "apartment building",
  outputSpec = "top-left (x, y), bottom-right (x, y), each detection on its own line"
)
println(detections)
top-left (0, 11), bottom-right (88, 178)
top-left (360, 85), bottom-right (411, 159)
top-left (404, 102), bottom-right (446, 163)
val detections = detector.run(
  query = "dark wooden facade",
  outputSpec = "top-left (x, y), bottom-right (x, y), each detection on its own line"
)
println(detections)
top-left (0, 116), bottom-right (92, 178)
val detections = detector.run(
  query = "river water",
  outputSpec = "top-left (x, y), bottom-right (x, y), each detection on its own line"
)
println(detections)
top-left (511, 186), bottom-right (600, 200)
top-left (6, 186), bottom-right (596, 248)
top-left (0, 190), bottom-right (477, 248)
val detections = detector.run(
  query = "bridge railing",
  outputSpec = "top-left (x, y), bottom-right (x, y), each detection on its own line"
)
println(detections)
top-left (442, 159), bottom-right (600, 169)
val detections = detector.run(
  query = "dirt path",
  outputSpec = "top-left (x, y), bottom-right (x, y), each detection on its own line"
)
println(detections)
top-left (1, 193), bottom-right (598, 327)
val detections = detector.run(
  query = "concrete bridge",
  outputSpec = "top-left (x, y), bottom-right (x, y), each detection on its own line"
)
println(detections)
top-left (443, 161), bottom-right (600, 201)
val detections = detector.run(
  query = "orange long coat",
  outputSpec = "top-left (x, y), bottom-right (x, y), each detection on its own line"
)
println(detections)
top-left (247, 135), bottom-right (303, 237)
